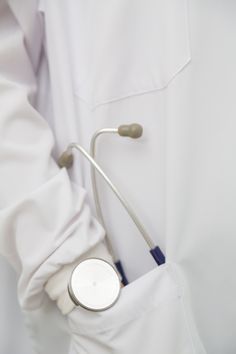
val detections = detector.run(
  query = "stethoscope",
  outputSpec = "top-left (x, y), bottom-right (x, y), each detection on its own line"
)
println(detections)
top-left (58, 123), bottom-right (165, 312)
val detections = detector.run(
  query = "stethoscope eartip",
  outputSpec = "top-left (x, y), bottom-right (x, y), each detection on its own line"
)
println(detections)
top-left (118, 123), bottom-right (143, 139)
top-left (58, 150), bottom-right (74, 168)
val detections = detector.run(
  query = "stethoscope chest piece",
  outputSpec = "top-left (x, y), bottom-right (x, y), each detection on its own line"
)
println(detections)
top-left (68, 258), bottom-right (121, 311)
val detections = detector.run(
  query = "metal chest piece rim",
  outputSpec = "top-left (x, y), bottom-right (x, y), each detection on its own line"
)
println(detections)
top-left (68, 258), bottom-right (121, 312)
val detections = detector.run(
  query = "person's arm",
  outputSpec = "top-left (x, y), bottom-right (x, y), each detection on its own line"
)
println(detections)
top-left (0, 1), bottom-right (110, 313)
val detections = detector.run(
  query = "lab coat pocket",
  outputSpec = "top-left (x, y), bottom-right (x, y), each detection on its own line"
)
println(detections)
top-left (68, 263), bottom-right (205, 354)
top-left (71, 0), bottom-right (191, 108)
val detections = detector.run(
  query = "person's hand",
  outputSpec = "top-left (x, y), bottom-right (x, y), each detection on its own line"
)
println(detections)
top-left (44, 241), bottom-right (115, 314)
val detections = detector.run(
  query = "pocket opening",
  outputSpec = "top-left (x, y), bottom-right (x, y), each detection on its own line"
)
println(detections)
top-left (68, 263), bottom-right (205, 354)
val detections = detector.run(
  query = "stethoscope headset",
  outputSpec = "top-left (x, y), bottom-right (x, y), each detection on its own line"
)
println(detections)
top-left (58, 123), bottom-right (165, 312)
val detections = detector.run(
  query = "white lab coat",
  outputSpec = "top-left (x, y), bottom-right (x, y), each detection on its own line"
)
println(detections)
top-left (1, 0), bottom-right (236, 353)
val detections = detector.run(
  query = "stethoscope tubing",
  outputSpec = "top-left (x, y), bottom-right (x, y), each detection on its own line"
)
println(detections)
top-left (59, 140), bottom-right (165, 266)
top-left (90, 128), bottom-right (118, 260)
top-left (90, 128), bottom-right (129, 284)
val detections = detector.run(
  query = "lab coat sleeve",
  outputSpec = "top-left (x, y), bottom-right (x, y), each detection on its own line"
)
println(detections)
top-left (0, 1), bottom-right (106, 310)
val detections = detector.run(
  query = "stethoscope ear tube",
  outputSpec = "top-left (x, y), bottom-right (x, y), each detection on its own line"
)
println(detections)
top-left (90, 125), bottom-right (144, 285)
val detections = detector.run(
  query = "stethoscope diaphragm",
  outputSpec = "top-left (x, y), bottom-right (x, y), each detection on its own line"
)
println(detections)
top-left (68, 258), bottom-right (121, 311)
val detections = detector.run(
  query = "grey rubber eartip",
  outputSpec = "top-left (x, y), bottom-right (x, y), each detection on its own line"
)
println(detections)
top-left (118, 123), bottom-right (143, 139)
top-left (58, 150), bottom-right (74, 168)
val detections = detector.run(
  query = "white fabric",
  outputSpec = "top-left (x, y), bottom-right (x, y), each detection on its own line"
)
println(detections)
top-left (0, 1), bottom-right (105, 312)
top-left (68, 262), bottom-right (205, 354)
top-left (67, 0), bottom-right (190, 108)
top-left (45, 241), bottom-right (114, 315)
top-left (0, 0), bottom-right (236, 353)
